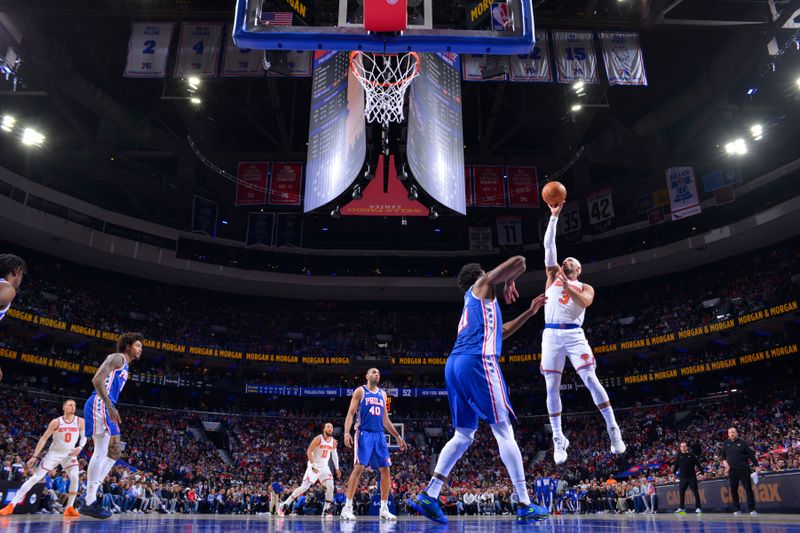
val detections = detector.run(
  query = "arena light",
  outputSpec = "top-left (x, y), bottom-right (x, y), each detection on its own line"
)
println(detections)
top-left (21, 127), bottom-right (44, 147)
top-left (570, 104), bottom-right (582, 112)
top-left (750, 124), bottom-right (763, 141)
top-left (1, 115), bottom-right (15, 132)
top-left (796, 76), bottom-right (800, 90)
top-left (572, 81), bottom-right (585, 92)
top-left (725, 138), bottom-right (747, 156)
top-left (187, 76), bottom-right (201, 88)
top-left (746, 87), bottom-right (758, 96)
top-left (190, 97), bottom-right (202, 105)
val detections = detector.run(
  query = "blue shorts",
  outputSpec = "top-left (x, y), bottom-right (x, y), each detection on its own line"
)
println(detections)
top-left (355, 431), bottom-right (391, 469)
top-left (445, 353), bottom-right (515, 430)
top-left (84, 395), bottom-right (120, 437)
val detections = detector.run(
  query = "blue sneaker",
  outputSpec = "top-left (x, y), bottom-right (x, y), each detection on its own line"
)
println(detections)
top-left (407, 493), bottom-right (448, 524)
top-left (517, 502), bottom-right (549, 523)
top-left (78, 500), bottom-right (111, 520)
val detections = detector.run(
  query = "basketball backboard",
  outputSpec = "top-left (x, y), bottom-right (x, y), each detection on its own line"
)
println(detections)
top-left (233, 0), bottom-right (535, 54)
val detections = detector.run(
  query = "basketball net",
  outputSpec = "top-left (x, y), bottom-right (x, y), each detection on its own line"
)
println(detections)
top-left (350, 51), bottom-right (421, 127)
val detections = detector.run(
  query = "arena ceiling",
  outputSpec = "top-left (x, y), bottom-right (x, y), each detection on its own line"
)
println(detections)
top-left (0, 0), bottom-right (799, 244)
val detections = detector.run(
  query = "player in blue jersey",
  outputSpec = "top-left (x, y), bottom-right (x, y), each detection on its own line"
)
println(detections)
top-left (341, 368), bottom-right (406, 521)
top-left (409, 256), bottom-right (549, 524)
top-left (0, 253), bottom-right (26, 383)
top-left (78, 332), bottom-right (143, 519)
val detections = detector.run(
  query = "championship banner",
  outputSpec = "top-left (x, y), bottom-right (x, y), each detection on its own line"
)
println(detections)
top-left (473, 165), bottom-right (506, 207)
top-left (510, 30), bottom-right (553, 82)
top-left (174, 23), bottom-right (224, 78)
top-left (465, 166), bottom-right (474, 207)
top-left (702, 167), bottom-right (741, 192)
top-left (587, 189), bottom-right (614, 224)
top-left (666, 167), bottom-right (702, 220)
top-left (276, 213), bottom-right (303, 247)
top-left (246, 212), bottom-right (275, 248)
top-left (191, 195), bottom-right (218, 236)
top-left (235, 162), bottom-right (269, 206)
top-left (598, 32), bottom-right (648, 86)
top-left (221, 34), bottom-right (264, 77)
top-left (462, 54), bottom-right (507, 81)
top-left (506, 166), bottom-right (539, 208)
top-left (268, 162), bottom-right (303, 205)
top-left (268, 51), bottom-right (313, 77)
top-left (124, 23), bottom-right (174, 78)
top-left (552, 31), bottom-right (599, 84)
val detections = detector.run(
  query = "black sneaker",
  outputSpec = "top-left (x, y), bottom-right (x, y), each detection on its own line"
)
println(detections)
top-left (78, 500), bottom-right (112, 519)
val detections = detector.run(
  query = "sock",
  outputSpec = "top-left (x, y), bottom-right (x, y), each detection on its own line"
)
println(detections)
top-left (100, 457), bottom-right (118, 482)
top-left (600, 406), bottom-right (618, 431)
top-left (513, 480), bottom-right (531, 507)
top-left (425, 478), bottom-right (445, 499)
top-left (67, 467), bottom-right (79, 507)
top-left (380, 500), bottom-right (388, 510)
top-left (85, 433), bottom-right (110, 506)
top-left (550, 415), bottom-right (563, 440)
top-left (429, 427), bottom-right (475, 496)
top-left (345, 498), bottom-right (353, 507)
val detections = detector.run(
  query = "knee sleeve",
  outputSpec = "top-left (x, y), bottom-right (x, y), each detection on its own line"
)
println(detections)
top-left (578, 368), bottom-right (610, 405)
top-left (543, 372), bottom-right (563, 414)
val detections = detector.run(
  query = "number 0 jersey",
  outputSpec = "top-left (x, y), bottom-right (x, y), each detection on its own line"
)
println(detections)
top-left (544, 279), bottom-right (586, 326)
top-left (49, 416), bottom-right (80, 453)
top-left (450, 287), bottom-right (503, 356)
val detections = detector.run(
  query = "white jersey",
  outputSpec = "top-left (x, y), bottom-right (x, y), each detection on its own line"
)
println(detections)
top-left (0, 278), bottom-right (10, 322)
top-left (544, 279), bottom-right (586, 327)
top-left (49, 416), bottom-right (80, 453)
top-left (311, 435), bottom-right (336, 469)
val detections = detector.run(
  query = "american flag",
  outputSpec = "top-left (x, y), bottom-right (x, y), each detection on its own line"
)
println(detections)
top-left (260, 12), bottom-right (293, 26)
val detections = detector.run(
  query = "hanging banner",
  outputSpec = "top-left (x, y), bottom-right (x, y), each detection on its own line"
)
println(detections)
top-left (268, 162), bottom-right (303, 205)
top-left (468, 226), bottom-right (493, 252)
top-left (702, 167), bottom-right (742, 192)
top-left (598, 31), bottom-right (648, 86)
top-left (666, 167), bottom-right (702, 221)
top-left (174, 23), bottom-right (224, 78)
top-left (276, 213), bottom-right (303, 247)
top-left (462, 55), bottom-right (507, 81)
top-left (465, 166), bottom-right (474, 208)
top-left (191, 196), bottom-right (218, 236)
top-left (269, 51), bottom-right (313, 77)
top-left (235, 162), bottom-right (269, 206)
top-left (221, 35), bottom-right (264, 77)
top-left (496, 215), bottom-right (523, 246)
top-left (506, 166), bottom-right (539, 208)
top-left (124, 23), bottom-right (174, 78)
top-left (246, 212), bottom-right (275, 247)
top-left (510, 30), bottom-right (553, 82)
top-left (552, 31), bottom-right (599, 84)
top-left (587, 189), bottom-right (615, 224)
top-left (540, 202), bottom-right (581, 238)
top-left (473, 165), bottom-right (506, 207)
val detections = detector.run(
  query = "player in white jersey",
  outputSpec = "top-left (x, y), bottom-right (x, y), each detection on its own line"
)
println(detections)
top-left (0, 399), bottom-right (86, 517)
top-left (0, 253), bottom-right (26, 383)
top-left (280, 422), bottom-right (341, 518)
top-left (540, 202), bottom-right (625, 465)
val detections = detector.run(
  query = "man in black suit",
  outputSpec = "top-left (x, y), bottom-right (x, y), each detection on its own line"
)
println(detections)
top-left (720, 427), bottom-right (760, 515)
top-left (673, 441), bottom-right (703, 514)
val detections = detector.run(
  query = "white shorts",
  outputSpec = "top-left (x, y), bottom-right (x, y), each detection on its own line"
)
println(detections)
top-left (303, 464), bottom-right (333, 485)
top-left (41, 449), bottom-right (79, 471)
top-left (540, 328), bottom-right (596, 374)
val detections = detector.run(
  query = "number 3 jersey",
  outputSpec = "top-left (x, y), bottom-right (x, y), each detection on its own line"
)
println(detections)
top-left (545, 279), bottom-right (586, 326)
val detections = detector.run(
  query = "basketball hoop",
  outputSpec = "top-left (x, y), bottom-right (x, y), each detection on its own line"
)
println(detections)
top-left (349, 51), bottom-right (421, 127)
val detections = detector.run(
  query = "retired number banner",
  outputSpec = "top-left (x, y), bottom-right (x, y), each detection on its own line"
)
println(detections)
top-left (124, 23), bottom-right (174, 78)
top-left (462, 54), bottom-right (507, 81)
top-left (269, 163), bottom-right (303, 205)
top-left (587, 189), bottom-right (614, 224)
top-left (235, 162), bottom-right (269, 206)
top-left (222, 34), bottom-right (264, 77)
top-left (599, 32), bottom-right (648, 86)
top-left (506, 166), bottom-right (539, 208)
top-left (510, 30), bottom-right (553, 82)
top-left (552, 30), bottom-right (599, 84)
top-left (174, 23), bottom-right (224, 78)
top-left (473, 165), bottom-right (506, 207)
top-left (269, 51), bottom-right (313, 78)
top-left (666, 167), bottom-right (702, 220)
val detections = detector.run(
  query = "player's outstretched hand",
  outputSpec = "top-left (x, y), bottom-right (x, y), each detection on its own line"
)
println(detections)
top-left (108, 405), bottom-right (122, 425)
top-left (503, 281), bottom-right (519, 304)
top-left (529, 294), bottom-right (547, 315)
top-left (26, 456), bottom-right (37, 470)
top-left (344, 434), bottom-right (354, 448)
top-left (336, 469), bottom-right (342, 479)
top-left (549, 201), bottom-right (565, 217)
top-left (397, 437), bottom-right (408, 451)
top-left (555, 268), bottom-right (569, 285)
top-left (69, 448), bottom-right (81, 457)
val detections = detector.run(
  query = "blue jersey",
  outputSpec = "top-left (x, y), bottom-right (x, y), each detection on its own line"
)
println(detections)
top-left (0, 278), bottom-right (10, 322)
top-left (357, 386), bottom-right (386, 433)
top-left (450, 287), bottom-right (502, 357)
top-left (549, 479), bottom-right (558, 493)
top-left (88, 358), bottom-right (129, 405)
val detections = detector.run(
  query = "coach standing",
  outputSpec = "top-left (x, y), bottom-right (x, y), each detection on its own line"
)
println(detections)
top-left (673, 442), bottom-right (703, 514)
top-left (720, 427), bottom-right (759, 515)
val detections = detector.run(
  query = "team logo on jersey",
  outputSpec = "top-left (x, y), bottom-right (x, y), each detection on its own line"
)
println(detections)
top-left (580, 354), bottom-right (590, 362)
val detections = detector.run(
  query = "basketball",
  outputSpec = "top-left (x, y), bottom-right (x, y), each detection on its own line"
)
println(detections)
top-left (542, 181), bottom-right (567, 208)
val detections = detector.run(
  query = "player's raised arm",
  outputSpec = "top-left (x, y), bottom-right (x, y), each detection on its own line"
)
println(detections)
top-left (27, 419), bottom-right (58, 470)
top-left (343, 387), bottom-right (364, 448)
top-left (380, 391), bottom-right (407, 451)
top-left (544, 202), bottom-right (565, 287)
top-left (92, 353), bottom-right (125, 425)
top-left (474, 255), bottom-right (527, 302)
top-left (502, 293), bottom-right (547, 340)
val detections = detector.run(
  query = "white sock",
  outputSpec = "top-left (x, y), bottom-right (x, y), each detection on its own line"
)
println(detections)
top-left (600, 406), bottom-right (618, 431)
top-left (425, 478), bottom-right (445, 498)
top-left (429, 426), bottom-right (476, 497)
top-left (491, 421), bottom-right (531, 506)
top-left (345, 498), bottom-right (353, 507)
top-left (85, 433), bottom-right (110, 506)
top-left (550, 415), bottom-right (564, 440)
top-left (380, 500), bottom-right (388, 510)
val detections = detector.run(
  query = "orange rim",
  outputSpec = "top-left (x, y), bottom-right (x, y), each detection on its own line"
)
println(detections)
top-left (349, 51), bottom-right (421, 88)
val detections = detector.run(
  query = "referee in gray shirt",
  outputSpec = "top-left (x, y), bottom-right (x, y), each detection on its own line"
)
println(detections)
top-left (720, 427), bottom-right (760, 515)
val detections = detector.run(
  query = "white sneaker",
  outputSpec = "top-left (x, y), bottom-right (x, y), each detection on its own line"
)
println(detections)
top-left (695, 509), bottom-right (702, 514)
top-left (750, 511), bottom-right (758, 516)
top-left (341, 506), bottom-right (356, 521)
top-left (553, 436), bottom-right (570, 465)
top-left (379, 508), bottom-right (397, 521)
top-left (674, 508), bottom-right (685, 513)
top-left (733, 511), bottom-right (741, 515)
top-left (609, 427), bottom-right (626, 455)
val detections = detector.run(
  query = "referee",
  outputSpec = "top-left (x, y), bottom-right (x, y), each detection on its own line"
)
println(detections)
top-left (673, 441), bottom-right (703, 514)
top-left (720, 427), bottom-right (759, 515)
